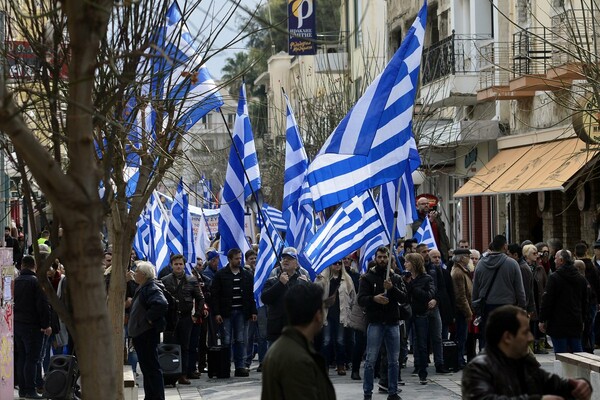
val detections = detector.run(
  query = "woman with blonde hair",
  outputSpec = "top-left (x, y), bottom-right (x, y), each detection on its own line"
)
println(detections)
top-left (317, 259), bottom-right (356, 375)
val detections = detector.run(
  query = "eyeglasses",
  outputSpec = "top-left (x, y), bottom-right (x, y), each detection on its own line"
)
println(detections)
top-left (334, 261), bottom-right (342, 265)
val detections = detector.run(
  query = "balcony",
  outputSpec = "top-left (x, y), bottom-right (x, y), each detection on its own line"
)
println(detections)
top-left (420, 32), bottom-right (492, 108)
top-left (546, 9), bottom-right (600, 81)
top-left (509, 27), bottom-right (570, 92)
top-left (314, 33), bottom-right (349, 73)
top-left (417, 119), bottom-right (500, 147)
top-left (477, 42), bottom-right (536, 101)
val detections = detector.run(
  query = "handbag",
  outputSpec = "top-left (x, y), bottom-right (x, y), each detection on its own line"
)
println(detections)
top-left (472, 266), bottom-right (501, 316)
top-left (347, 304), bottom-right (367, 332)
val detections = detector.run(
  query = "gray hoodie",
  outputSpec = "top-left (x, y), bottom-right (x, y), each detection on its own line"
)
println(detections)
top-left (472, 252), bottom-right (526, 308)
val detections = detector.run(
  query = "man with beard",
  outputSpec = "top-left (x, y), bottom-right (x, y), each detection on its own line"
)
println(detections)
top-left (358, 246), bottom-right (407, 400)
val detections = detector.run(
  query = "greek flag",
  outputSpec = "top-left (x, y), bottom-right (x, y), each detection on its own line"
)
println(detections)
top-left (413, 217), bottom-right (438, 251)
top-left (254, 215), bottom-right (285, 307)
top-left (133, 207), bottom-right (150, 261)
top-left (148, 191), bottom-right (171, 272)
top-left (301, 192), bottom-right (385, 275)
top-left (359, 235), bottom-right (384, 274)
top-left (257, 204), bottom-right (287, 233)
top-left (167, 179), bottom-right (196, 273)
top-left (282, 93), bottom-right (314, 251)
top-left (306, 2), bottom-right (426, 211)
top-left (218, 84), bottom-right (258, 259)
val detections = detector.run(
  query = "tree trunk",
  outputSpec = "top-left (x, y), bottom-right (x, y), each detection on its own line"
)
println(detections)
top-left (60, 213), bottom-right (116, 399)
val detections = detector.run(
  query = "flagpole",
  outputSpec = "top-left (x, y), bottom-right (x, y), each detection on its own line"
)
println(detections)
top-left (218, 108), bottom-right (281, 262)
top-left (386, 177), bottom-right (404, 278)
top-left (366, 188), bottom-right (402, 281)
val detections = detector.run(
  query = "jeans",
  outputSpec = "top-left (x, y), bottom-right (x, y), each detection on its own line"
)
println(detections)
top-left (14, 323), bottom-right (44, 394)
top-left (220, 309), bottom-right (248, 369)
top-left (362, 323), bottom-right (400, 396)
top-left (125, 324), bottom-right (138, 374)
top-left (36, 333), bottom-right (53, 388)
top-left (413, 314), bottom-right (429, 380)
top-left (455, 314), bottom-right (468, 368)
top-left (427, 307), bottom-right (444, 368)
top-left (133, 328), bottom-right (165, 400)
top-left (245, 315), bottom-right (267, 367)
top-left (551, 337), bottom-right (583, 353)
top-left (322, 315), bottom-right (345, 366)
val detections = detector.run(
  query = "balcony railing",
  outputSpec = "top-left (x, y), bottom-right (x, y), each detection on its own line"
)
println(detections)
top-left (421, 32), bottom-right (492, 85)
top-left (551, 9), bottom-right (600, 66)
top-left (512, 27), bottom-right (552, 77)
top-left (478, 41), bottom-right (512, 89)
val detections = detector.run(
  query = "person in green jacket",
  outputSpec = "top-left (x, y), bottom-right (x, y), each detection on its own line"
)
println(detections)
top-left (261, 283), bottom-right (336, 400)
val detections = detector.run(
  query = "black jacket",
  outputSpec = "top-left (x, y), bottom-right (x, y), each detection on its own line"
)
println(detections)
top-left (261, 271), bottom-right (310, 341)
top-left (211, 265), bottom-right (257, 319)
top-left (426, 262), bottom-right (455, 325)
top-left (462, 349), bottom-right (575, 399)
top-left (539, 263), bottom-right (588, 338)
top-left (357, 266), bottom-right (407, 324)
top-left (128, 279), bottom-right (168, 337)
top-left (161, 273), bottom-right (205, 318)
top-left (407, 273), bottom-right (435, 317)
top-left (14, 269), bottom-right (51, 328)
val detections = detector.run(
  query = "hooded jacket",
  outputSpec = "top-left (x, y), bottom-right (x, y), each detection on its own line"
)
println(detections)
top-left (472, 252), bottom-right (526, 308)
top-left (539, 263), bottom-right (588, 338)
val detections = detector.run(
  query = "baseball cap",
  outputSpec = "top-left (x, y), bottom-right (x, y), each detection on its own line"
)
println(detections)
top-left (281, 247), bottom-right (298, 259)
top-left (207, 250), bottom-right (219, 262)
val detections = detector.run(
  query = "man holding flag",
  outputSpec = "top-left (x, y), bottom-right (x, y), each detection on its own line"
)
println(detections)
top-left (412, 196), bottom-right (450, 261)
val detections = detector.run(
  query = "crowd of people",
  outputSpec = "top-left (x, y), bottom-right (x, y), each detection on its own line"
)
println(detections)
top-left (11, 209), bottom-right (600, 400)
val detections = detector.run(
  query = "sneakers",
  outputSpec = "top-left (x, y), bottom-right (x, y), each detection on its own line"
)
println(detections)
top-left (387, 395), bottom-right (402, 400)
top-left (420, 377), bottom-right (428, 385)
top-left (234, 368), bottom-right (250, 377)
top-left (378, 382), bottom-right (388, 393)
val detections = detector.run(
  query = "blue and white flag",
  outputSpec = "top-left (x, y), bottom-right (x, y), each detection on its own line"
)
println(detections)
top-left (254, 214), bottom-right (285, 307)
top-left (236, 84), bottom-right (261, 201)
top-left (257, 203), bottom-right (287, 233)
top-left (148, 191), bottom-right (171, 272)
top-left (194, 212), bottom-right (211, 262)
top-left (359, 234), bottom-right (384, 274)
top-left (306, 2), bottom-right (426, 211)
top-left (133, 207), bottom-right (150, 261)
top-left (167, 179), bottom-right (196, 273)
top-left (302, 192), bottom-right (385, 275)
top-left (413, 217), bottom-right (438, 251)
top-left (282, 93), bottom-right (314, 251)
top-left (218, 85), bottom-right (258, 260)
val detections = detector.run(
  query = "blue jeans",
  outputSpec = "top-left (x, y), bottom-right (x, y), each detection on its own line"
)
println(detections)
top-left (322, 315), bottom-right (345, 366)
top-left (245, 317), bottom-right (267, 367)
top-left (413, 314), bottom-right (429, 380)
top-left (221, 309), bottom-right (248, 369)
top-left (363, 323), bottom-right (400, 396)
top-left (551, 337), bottom-right (583, 353)
top-left (455, 314), bottom-right (468, 368)
top-left (14, 323), bottom-right (44, 394)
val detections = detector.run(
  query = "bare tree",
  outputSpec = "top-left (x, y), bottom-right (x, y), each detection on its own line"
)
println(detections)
top-left (0, 0), bottom-right (250, 398)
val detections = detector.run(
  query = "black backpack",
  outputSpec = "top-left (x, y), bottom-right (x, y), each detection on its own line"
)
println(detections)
top-left (156, 281), bottom-right (180, 332)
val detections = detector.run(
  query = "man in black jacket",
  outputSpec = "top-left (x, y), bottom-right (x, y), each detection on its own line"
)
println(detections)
top-left (212, 248), bottom-right (257, 377)
top-left (261, 247), bottom-right (309, 346)
top-left (462, 305), bottom-right (591, 399)
top-left (161, 254), bottom-right (206, 384)
top-left (14, 255), bottom-right (51, 399)
top-left (358, 246), bottom-right (407, 400)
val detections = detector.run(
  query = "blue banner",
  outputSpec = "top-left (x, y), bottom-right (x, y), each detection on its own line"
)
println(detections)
top-left (288, 0), bottom-right (316, 56)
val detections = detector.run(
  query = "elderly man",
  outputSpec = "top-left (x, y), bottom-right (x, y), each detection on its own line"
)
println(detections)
top-left (261, 247), bottom-right (310, 346)
top-left (450, 248), bottom-right (473, 370)
top-left (462, 305), bottom-right (592, 400)
top-left (539, 249), bottom-right (589, 353)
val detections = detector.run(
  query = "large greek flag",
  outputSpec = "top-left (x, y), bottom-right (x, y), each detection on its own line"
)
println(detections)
top-left (133, 206), bottom-right (150, 261)
top-left (302, 192), bottom-right (385, 275)
top-left (306, 2), bottom-right (426, 211)
top-left (167, 179), bottom-right (196, 273)
top-left (148, 191), bottom-right (171, 272)
top-left (282, 93), bottom-right (314, 250)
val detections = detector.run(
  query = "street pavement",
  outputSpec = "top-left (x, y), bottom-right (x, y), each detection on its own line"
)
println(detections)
top-left (141, 351), bottom-right (556, 400)
top-left (11, 350), bottom-right (556, 399)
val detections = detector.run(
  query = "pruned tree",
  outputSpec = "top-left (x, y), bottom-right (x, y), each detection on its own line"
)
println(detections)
top-left (0, 0), bottom-right (252, 398)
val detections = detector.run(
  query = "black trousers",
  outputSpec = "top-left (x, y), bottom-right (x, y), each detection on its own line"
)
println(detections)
top-left (165, 314), bottom-right (193, 375)
top-left (133, 328), bottom-right (165, 400)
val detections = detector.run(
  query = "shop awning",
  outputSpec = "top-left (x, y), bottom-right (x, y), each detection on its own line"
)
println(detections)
top-left (454, 138), bottom-right (598, 197)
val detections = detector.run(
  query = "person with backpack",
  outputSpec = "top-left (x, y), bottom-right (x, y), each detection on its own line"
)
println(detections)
top-left (161, 254), bottom-right (206, 385)
top-left (128, 261), bottom-right (168, 400)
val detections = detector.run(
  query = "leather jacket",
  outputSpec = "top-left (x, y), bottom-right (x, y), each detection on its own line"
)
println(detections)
top-left (462, 349), bottom-right (576, 399)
